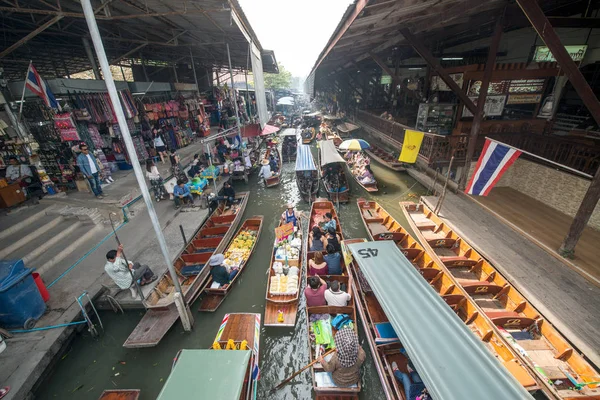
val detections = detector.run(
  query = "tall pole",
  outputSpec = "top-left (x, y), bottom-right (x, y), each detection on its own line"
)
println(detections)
top-left (80, 0), bottom-right (185, 302)
top-left (226, 43), bottom-right (240, 131)
top-left (189, 47), bottom-right (199, 94)
top-left (82, 37), bottom-right (101, 80)
top-left (245, 42), bottom-right (251, 120)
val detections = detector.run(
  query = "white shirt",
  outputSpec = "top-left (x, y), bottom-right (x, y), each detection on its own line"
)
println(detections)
top-left (104, 257), bottom-right (133, 289)
top-left (6, 164), bottom-right (32, 181)
top-left (154, 136), bottom-right (165, 147)
top-left (86, 154), bottom-right (98, 174)
top-left (146, 165), bottom-right (161, 180)
top-left (259, 165), bottom-right (272, 179)
top-left (325, 289), bottom-right (351, 306)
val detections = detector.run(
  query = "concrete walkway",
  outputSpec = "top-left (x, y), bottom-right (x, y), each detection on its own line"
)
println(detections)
top-left (407, 170), bottom-right (600, 368)
top-left (0, 136), bottom-right (224, 400)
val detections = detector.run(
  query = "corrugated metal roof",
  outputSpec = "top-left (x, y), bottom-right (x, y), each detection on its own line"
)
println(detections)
top-left (295, 144), bottom-right (317, 171)
top-left (319, 139), bottom-right (345, 166)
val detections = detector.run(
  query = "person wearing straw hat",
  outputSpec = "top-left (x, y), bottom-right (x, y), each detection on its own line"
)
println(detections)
top-left (318, 326), bottom-right (366, 387)
top-left (258, 158), bottom-right (272, 180)
top-left (280, 202), bottom-right (302, 227)
top-left (208, 253), bottom-right (238, 288)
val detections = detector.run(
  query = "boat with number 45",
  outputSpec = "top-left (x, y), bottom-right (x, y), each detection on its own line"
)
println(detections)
top-left (198, 216), bottom-right (264, 312)
top-left (123, 192), bottom-right (249, 348)
top-left (402, 201), bottom-right (600, 399)
top-left (157, 313), bottom-right (261, 400)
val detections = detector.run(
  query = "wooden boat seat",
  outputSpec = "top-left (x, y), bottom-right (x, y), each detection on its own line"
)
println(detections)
top-left (502, 359), bottom-right (539, 389)
top-left (460, 281), bottom-right (503, 296)
top-left (373, 231), bottom-right (406, 242)
top-left (411, 214), bottom-right (437, 230)
top-left (439, 256), bottom-right (477, 268)
top-left (491, 316), bottom-right (536, 329)
top-left (361, 208), bottom-right (383, 223)
top-left (426, 237), bottom-right (457, 249)
top-left (367, 223), bottom-right (388, 236)
top-left (399, 247), bottom-right (422, 260)
top-left (442, 294), bottom-right (466, 307)
top-left (419, 268), bottom-right (439, 281)
top-left (517, 339), bottom-right (553, 351)
top-left (484, 310), bottom-right (520, 319)
top-left (192, 237), bottom-right (223, 250)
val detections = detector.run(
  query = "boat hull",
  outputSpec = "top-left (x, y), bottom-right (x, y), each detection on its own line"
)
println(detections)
top-left (365, 147), bottom-right (405, 172)
top-left (263, 146), bottom-right (282, 187)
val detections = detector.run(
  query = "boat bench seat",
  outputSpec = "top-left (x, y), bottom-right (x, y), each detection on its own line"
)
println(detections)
top-left (368, 223), bottom-right (388, 236)
top-left (180, 263), bottom-right (206, 276)
top-left (485, 310), bottom-right (520, 319)
top-left (491, 315), bottom-right (536, 329)
top-left (399, 247), bottom-right (422, 260)
top-left (374, 322), bottom-right (399, 345)
top-left (439, 255), bottom-right (477, 268)
top-left (426, 237), bottom-right (456, 249)
top-left (460, 281), bottom-right (503, 295)
top-left (194, 247), bottom-right (217, 254)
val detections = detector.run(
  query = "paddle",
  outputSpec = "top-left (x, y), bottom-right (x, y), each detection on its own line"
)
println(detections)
top-left (269, 348), bottom-right (336, 394)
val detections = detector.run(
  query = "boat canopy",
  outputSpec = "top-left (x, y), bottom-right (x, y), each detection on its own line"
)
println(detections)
top-left (336, 122), bottom-right (360, 133)
top-left (323, 114), bottom-right (339, 120)
top-left (296, 145), bottom-right (317, 171)
top-left (319, 139), bottom-right (345, 166)
top-left (347, 241), bottom-right (533, 400)
top-left (305, 111), bottom-right (321, 117)
top-left (281, 128), bottom-right (298, 137)
top-left (157, 349), bottom-right (251, 400)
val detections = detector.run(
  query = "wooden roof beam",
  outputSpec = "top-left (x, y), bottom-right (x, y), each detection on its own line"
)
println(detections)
top-left (0, 6), bottom-right (230, 19)
top-left (369, 51), bottom-right (421, 101)
top-left (0, 15), bottom-right (63, 58)
top-left (400, 28), bottom-right (477, 114)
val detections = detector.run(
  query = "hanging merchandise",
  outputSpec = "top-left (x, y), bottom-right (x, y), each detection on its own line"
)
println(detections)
top-left (54, 113), bottom-right (80, 142)
top-left (87, 124), bottom-right (104, 149)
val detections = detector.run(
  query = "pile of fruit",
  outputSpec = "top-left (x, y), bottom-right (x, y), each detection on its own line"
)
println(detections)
top-left (269, 273), bottom-right (299, 296)
top-left (224, 230), bottom-right (256, 268)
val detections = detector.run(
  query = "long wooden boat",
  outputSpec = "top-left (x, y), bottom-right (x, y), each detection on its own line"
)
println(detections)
top-left (98, 390), bottom-right (140, 400)
top-left (198, 216), bottom-right (264, 312)
top-left (365, 145), bottom-right (405, 172)
top-left (318, 140), bottom-right (350, 204)
top-left (305, 201), bottom-right (361, 398)
top-left (263, 146), bottom-right (281, 187)
top-left (346, 156), bottom-right (378, 193)
top-left (322, 125), bottom-right (343, 147)
top-left (123, 192), bottom-right (249, 348)
top-left (401, 201), bottom-right (600, 399)
top-left (159, 313), bottom-right (261, 400)
top-left (302, 127), bottom-right (317, 144)
top-left (264, 218), bottom-right (303, 327)
top-left (281, 128), bottom-right (298, 163)
top-left (296, 144), bottom-right (319, 203)
top-left (356, 199), bottom-right (546, 396)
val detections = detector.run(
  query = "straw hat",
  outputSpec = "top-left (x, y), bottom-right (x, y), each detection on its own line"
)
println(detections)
top-left (208, 254), bottom-right (225, 266)
top-left (261, 159), bottom-right (270, 165)
top-left (286, 202), bottom-right (294, 209)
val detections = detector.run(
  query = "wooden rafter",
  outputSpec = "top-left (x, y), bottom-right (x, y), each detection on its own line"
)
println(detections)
top-left (0, 15), bottom-right (64, 58)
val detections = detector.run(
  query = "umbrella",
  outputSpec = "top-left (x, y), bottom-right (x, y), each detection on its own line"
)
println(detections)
top-left (339, 139), bottom-right (370, 151)
top-left (261, 124), bottom-right (280, 136)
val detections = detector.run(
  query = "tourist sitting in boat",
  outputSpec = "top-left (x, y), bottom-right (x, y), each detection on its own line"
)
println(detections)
top-left (309, 227), bottom-right (325, 251)
top-left (318, 327), bottom-right (366, 388)
top-left (258, 159), bottom-right (272, 180)
top-left (358, 165), bottom-right (375, 185)
top-left (391, 359), bottom-right (428, 400)
top-left (344, 150), bottom-right (355, 161)
top-left (325, 227), bottom-right (342, 253)
top-left (309, 251), bottom-right (328, 276)
top-left (208, 253), bottom-right (238, 288)
top-left (320, 212), bottom-right (336, 233)
top-left (269, 155), bottom-right (279, 173)
top-left (324, 244), bottom-right (342, 275)
top-left (281, 202), bottom-right (301, 227)
top-left (304, 275), bottom-right (327, 307)
top-left (105, 244), bottom-right (157, 289)
top-left (325, 280), bottom-right (350, 306)
top-left (173, 178), bottom-right (193, 209)
top-left (222, 181), bottom-right (235, 206)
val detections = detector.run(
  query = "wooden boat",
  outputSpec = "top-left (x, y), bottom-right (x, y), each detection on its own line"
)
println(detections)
top-left (305, 203), bottom-right (361, 398)
top-left (264, 217), bottom-right (303, 327)
top-left (98, 390), bottom-right (140, 400)
top-left (123, 192), bottom-right (249, 348)
top-left (159, 313), bottom-right (260, 400)
top-left (281, 128), bottom-right (298, 163)
top-left (302, 127), bottom-right (317, 144)
top-left (295, 144), bottom-right (319, 203)
top-left (262, 146), bottom-right (281, 187)
top-left (324, 128), bottom-right (343, 147)
top-left (401, 201), bottom-right (600, 399)
top-left (318, 140), bottom-right (350, 204)
top-left (365, 145), bottom-right (405, 172)
top-left (346, 155), bottom-right (378, 193)
top-left (356, 199), bottom-right (546, 396)
top-left (198, 216), bottom-right (264, 312)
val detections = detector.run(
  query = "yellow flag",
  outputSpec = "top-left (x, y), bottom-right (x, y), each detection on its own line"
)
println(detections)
top-left (399, 129), bottom-right (425, 163)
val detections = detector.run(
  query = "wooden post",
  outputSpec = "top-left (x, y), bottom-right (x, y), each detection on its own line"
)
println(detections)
top-left (458, 15), bottom-right (504, 190)
top-left (400, 28), bottom-right (477, 115)
top-left (515, 0), bottom-right (600, 256)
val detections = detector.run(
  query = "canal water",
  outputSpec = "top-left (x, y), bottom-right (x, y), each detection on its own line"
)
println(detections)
top-left (35, 138), bottom-right (428, 400)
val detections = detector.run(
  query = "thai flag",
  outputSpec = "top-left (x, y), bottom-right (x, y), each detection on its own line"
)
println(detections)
top-left (465, 139), bottom-right (521, 196)
top-left (25, 63), bottom-right (61, 110)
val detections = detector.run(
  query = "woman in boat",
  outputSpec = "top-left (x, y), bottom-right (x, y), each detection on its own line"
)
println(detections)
top-left (280, 202), bottom-right (301, 227)
top-left (308, 251), bottom-right (328, 276)
top-left (325, 227), bottom-right (342, 252)
top-left (391, 359), bottom-right (428, 400)
top-left (324, 244), bottom-right (342, 275)
top-left (208, 254), bottom-right (238, 288)
top-left (309, 227), bottom-right (325, 251)
top-left (318, 327), bottom-right (366, 388)
top-left (258, 159), bottom-right (272, 180)
top-left (358, 165), bottom-right (375, 185)
top-left (304, 275), bottom-right (327, 307)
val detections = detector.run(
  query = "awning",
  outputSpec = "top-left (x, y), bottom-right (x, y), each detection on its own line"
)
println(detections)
top-left (241, 123), bottom-right (261, 138)
top-left (347, 241), bottom-right (533, 400)
top-left (157, 349), bottom-right (251, 400)
top-left (336, 122), bottom-right (360, 133)
top-left (261, 124), bottom-right (280, 136)
top-left (281, 128), bottom-right (298, 137)
top-left (319, 139), bottom-right (346, 166)
top-left (295, 145), bottom-right (317, 171)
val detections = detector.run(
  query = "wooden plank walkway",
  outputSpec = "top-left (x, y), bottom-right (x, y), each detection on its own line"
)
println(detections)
top-left (420, 193), bottom-right (600, 369)
top-left (471, 187), bottom-right (600, 284)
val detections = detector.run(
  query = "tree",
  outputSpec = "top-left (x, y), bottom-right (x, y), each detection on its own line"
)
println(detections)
top-left (264, 63), bottom-right (292, 90)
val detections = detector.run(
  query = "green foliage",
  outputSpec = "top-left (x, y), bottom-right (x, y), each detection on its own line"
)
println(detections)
top-left (264, 63), bottom-right (292, 90)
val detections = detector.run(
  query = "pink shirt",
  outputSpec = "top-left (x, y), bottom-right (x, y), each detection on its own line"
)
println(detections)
top-left (304, 285), bottom-right (326, 307)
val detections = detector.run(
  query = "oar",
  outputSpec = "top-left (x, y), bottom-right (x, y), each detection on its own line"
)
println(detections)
top-left (269, 349), bottom-right (336, 394)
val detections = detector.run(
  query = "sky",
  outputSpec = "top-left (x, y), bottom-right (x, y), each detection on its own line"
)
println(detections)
top-left (238, 0), bottom-right (354, 79)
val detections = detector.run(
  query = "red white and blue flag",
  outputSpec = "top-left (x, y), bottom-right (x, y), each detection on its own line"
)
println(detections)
top-left (465, 138), bottom-right (521, 196)
top-left (25, 63), bottom-right (61, 110)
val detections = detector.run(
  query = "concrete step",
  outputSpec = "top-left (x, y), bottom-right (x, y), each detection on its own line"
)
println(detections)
top-left (0, 215), bottom-right (64, 259)
top-left (46, 205), bottom-right (105, 225)
top-left (0, 204), bottom-right (55, 241)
